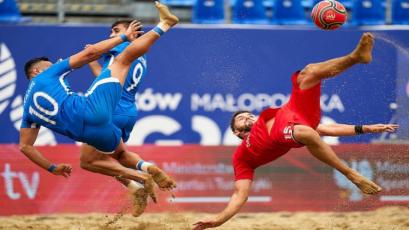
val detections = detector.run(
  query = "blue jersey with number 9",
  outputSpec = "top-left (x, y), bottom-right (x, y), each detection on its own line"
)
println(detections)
top-left (101, 42), bottom-right (147, 142)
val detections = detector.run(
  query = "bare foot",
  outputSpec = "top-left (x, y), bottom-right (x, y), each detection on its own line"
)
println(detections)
top-left (148, 165), bottom-right (177, 191)
top-left (127, 181), bottom-right (148, 217)
top-left (155, 1), bottom-right (179, 27)
top-left (347, 172), bottom-right (382, 195)
top-left (144, 176), bottom-right (157, 203)
top-left (130, 188), bottom-right (148, 217)
top-left (350, 32), bottom-right (374, 64)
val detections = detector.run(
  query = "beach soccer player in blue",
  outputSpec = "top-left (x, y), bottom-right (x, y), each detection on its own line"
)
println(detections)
top-left (19, 2), bottom-right (178, 204)
top-left (79, 19), bottom-right (177, 216)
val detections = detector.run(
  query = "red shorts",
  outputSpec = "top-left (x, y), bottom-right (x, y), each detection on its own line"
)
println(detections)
top-left (270, 71), bottom-right (321, 148)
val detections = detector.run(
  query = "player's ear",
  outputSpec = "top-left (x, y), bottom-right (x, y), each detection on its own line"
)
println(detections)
top-left (32, 67), bottom-right (40, 76)
top-left (234, 129), bottom-right (242, 138)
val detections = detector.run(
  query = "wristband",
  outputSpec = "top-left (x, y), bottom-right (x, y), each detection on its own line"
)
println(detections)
top-left (47, 164), bottom-right (57, 172)
top-left (119, 34), bottom-right (128, 42)
top-left (355, 125), bottom-right (364, 135)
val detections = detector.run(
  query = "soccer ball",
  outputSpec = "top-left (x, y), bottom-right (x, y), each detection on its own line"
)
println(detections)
top-left (311, 0), bottom-right (347, 30)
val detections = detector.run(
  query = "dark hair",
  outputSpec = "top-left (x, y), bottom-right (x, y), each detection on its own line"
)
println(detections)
top-left (111, 19), bottom-right (142, 38)
top-left (111, 19), bottom-right (134, 29)
top-left (24, 57), bottom-right (49, 79)
top-left (230, 110), bottom-right (251, 133)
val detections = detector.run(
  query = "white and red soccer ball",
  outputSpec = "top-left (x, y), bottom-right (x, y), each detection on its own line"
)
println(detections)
top-left (311, 0), bottom-right (347, 30)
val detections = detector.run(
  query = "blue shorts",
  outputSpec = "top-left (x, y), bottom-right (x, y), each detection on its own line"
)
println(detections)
top-left (82, 123), bottom-right (122, 153)
top-left (113, 114), bottom-right (138, 142)
top-left (82, 69), bottom-right (122, 152)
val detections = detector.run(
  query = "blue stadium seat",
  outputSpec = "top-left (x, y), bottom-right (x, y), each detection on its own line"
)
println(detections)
top-left (231, 0), bottom-right (274, 8)
top-left (392, 0), bottom-right (409, 24)
top-left (311, 0), bottom-right (353, 9)
top-left (273, 0), bottom-right (309, 25)
top-left (193, 0), bottom-right (225, 24)
top-left (0, 0), bottom-right (29, 23)
top-left (352, 0), bottom-right (385, 25)
top-left (161, 0), bottom-right (195, 6)
top-left (232, 0), bottom-right (269, 24)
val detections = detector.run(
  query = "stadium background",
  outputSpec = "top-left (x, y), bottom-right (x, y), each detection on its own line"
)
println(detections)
top-left (0, 0), bottom-right (408, 229)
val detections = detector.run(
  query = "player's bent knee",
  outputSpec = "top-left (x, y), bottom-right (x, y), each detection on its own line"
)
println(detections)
top-left (112, 150), bottom-right (125, 160)
top-left (298, 64), bottom-right (322, 90)
top-left (300, 64), bottom-right (317, 77)
top-left (80, 161), bottom-right (90, 170)
top-left (79, 158), bottom-right (96, 170)
top-left (293, 125), bottom-right (320, 145)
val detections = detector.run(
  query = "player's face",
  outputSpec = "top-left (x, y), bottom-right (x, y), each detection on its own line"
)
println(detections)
top-left (234, 112), bottom-right (256, 137)
top-left (31, 61), bottom-right (52, 78)
top-left (110, 24), bottom-right (127, 38)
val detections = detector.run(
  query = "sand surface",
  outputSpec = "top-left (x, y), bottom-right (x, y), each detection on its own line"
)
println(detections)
top-left (0, 207), bottom-right (408, 230)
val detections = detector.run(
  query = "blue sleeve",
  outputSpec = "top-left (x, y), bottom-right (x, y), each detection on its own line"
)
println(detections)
top-left (43, 58), bottom-right (71, 77)
top-left (110, 42), bottom-right (128, 56)
top-left (20, 111), bottom-right (40, 129)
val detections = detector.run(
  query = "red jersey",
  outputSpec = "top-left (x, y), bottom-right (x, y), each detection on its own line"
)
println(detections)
top-left (233, 72), bottom-right (321, 181)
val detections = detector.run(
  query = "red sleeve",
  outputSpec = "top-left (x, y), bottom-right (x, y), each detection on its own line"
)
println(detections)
top-left (232, 146), bottom-right (254, 181)
top-left (291, 70), bottom-right (302, 90)
top-left (259, 107), bottom-right (279, 122)
top-left (291, 70), bottom-right (320, 92)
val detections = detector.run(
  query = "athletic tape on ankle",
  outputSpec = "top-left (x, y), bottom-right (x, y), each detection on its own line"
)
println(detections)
top-left (136, 160), bottom-right (153, 172)
top-left (128, 180), bottom-right (144, 189)
top-left (153, 26), bottom-right (165, 36)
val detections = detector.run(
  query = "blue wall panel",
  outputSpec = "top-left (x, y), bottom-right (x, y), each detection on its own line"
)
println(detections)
top-left (0, 25), bottom-right (407, 145)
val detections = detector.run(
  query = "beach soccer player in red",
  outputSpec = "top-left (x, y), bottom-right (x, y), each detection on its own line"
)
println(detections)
top-left (193, 33), bottom-right (399, 229)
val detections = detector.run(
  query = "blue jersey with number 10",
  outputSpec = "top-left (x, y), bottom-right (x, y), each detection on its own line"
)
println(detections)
top-left (21, 59), bottom-right (86, 140)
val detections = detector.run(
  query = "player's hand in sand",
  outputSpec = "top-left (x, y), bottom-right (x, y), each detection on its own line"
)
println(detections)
top-left (193, 218), bottom-right (222, 230)
top-left (52, 164), bottom-right (72, 178)
top-left (364, 124), bottom-right (399, 133)
top-left (125, 20), bottom-right (144, 41)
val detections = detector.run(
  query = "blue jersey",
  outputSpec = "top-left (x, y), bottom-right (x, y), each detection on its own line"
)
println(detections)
top-left (102, 42), bottom-right (147, 117)
top-left (21, 58), bottom-right (123, 152)
top-left (21, 59), bottom-right (86, 140)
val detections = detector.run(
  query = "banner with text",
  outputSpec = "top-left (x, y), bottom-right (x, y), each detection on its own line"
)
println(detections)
top-left (0, 144), bottom-right (408, 215)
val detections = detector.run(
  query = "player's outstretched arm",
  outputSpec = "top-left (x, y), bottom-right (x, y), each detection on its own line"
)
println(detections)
top-left (316, 123), bottom-right (399, 136)
top-left (193, 179), bottom-right (251, 230)
top-left (19, 128), bottom-right (72, 177)
top-left (69, 21), bottom-right (143, 69)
